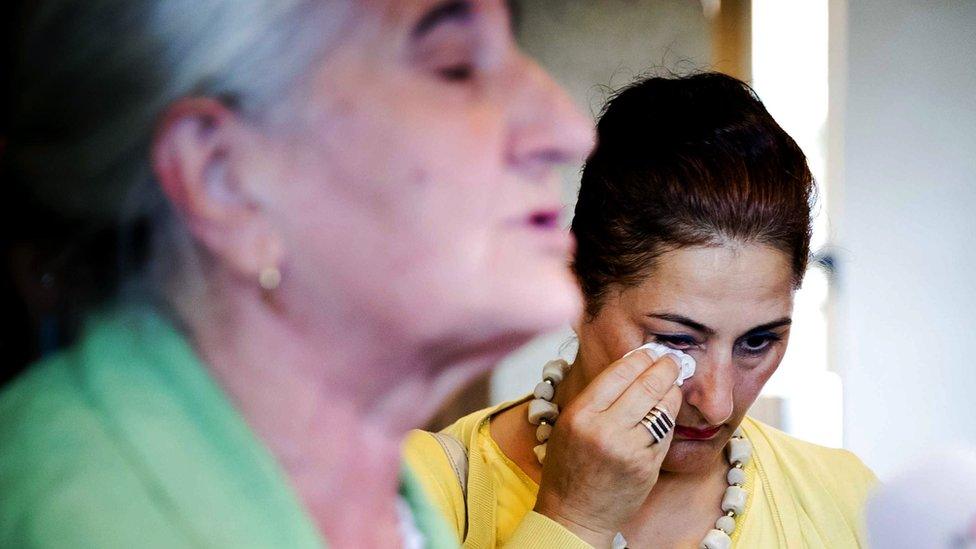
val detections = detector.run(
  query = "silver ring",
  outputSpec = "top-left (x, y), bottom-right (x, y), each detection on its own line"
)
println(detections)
top-left (640, 406), bottom-right (674, 445)
top-left (649, 405), bottom-right (675, 429)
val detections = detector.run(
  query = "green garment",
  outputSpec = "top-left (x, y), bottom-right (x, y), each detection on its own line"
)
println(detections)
top-left (0, 306), bottom-right (457, 548)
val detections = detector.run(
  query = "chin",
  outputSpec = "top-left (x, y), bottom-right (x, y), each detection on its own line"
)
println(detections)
top-left (660, 438), bottom-right (727, 474)
top-left (492, 263), bottom-right (582, 333)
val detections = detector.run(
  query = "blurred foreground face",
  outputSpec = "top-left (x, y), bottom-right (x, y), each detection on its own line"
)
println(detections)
top-left (251, 0), bottom-right (593, 357)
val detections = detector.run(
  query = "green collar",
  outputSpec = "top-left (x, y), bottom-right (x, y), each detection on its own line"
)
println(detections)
top-left (75, 306), bottom-right (456, 548)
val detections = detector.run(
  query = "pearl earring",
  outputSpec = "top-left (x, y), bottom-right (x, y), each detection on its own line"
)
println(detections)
top-left (258, 266), bottom-right (281, 291)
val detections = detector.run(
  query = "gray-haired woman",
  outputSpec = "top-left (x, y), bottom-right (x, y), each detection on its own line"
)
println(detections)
top-left (0, 1), bottom-right (592, 547)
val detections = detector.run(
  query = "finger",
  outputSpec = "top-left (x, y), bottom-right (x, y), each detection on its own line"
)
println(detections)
top-left (574, 348), bottom-right (657, 411)
top-left (606, 354), bottom-right (681, 424)
top-left (656, 384), bottom-right (683, 427)
top-left (635, 384), bottom-right (683, 447)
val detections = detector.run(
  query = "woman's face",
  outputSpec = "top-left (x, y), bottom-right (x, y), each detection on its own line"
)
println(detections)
top-left (246, 1), bottom-right (593, 363)
top-left (575, 243), bottom-right (796, 473)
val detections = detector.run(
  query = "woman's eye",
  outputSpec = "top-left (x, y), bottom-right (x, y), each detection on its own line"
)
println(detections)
top-left (438, 63), bottom-right (474, 82)
top-left (653, 334), bottom-right (698, 351)
top-left (738, 334), bottom-right (779, 356)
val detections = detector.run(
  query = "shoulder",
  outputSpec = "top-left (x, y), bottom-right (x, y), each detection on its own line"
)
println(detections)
top-left (404, 429), bottom-right (470, 540)
top-left (404, 403), bottom-right (499, 466)
top-left (403, 429), bottom-right (464, 529)
top-left (0, 355), bottom-right (183, 547)
top-left (404, 399), bottom-right (526, 540)
top-left (403, 405), bottom-right (499, 537)
top-left (742, 416), bottom-right (877, 509)
top-left (406, 398), bottom-right (526, 458)
top-left (0, 353), bottom-right (114, 486)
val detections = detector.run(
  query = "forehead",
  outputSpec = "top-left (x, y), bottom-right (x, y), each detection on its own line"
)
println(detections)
top-left (356, 0), bottom-right (509, 32)
top-left (621, 243), bottom-right (795, 321)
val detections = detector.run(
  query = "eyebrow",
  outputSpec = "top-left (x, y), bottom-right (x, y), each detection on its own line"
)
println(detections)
top-left (647, 313), bottom-right (793, 337)
top-left (648, 313), bottom-right (716, 336)
top-left (411, 0), bottom-right (473, 39)
top-left (742, 318), bottom-right (793, 335)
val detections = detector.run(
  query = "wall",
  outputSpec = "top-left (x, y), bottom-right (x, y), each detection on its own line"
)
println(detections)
top-left (835, 0), bottom-right (976, 478)
top-left (516, 1), bottom-right (712, 117)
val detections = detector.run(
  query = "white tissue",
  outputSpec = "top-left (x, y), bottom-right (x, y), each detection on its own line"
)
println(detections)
top-left (633, 342), bottom-right (696, 386)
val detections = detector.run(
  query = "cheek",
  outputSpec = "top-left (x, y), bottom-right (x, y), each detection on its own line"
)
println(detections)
top-left (730, 357), bottom-right (782, 414)
top-left (293, 61), bottom-right (512, 223)
top-left (345, 76), bottom-right (503, 196)
top-left (731, 372), bottom-right (765, 413)
top-left (290, 85), bottom-right (511, 257)
top-left (578, 313), bottom-right (648, 377)
top-left (273, 75), bottom-right (583, 332)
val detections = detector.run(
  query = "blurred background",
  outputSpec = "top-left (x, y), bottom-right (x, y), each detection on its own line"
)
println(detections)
top-left (2, 1), bottom-right (974, 481)
top-left (433, 0), bottom-right (976, 480)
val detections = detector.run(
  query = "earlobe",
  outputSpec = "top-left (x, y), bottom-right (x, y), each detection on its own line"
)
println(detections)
top-left (151, 98), bottom-right (282, 284)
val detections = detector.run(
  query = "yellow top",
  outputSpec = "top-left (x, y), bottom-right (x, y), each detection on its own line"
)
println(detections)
top-left (404, 398), bottom-right (877, 548)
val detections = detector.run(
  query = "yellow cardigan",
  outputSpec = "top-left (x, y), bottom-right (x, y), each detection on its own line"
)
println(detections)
top-left (404, 398), bottom-right (877, 548)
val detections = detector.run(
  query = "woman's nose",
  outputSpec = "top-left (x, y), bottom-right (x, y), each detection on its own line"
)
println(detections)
top-left (503, 55), bottom-right (595, 179)
top-left (682, 356), bottom-right (736, 426)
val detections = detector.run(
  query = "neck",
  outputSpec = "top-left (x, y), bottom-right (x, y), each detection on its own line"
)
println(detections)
top-left (553, 354), bottom-right (590, 411)
top-left (171, 270), bottom-right (504, 545)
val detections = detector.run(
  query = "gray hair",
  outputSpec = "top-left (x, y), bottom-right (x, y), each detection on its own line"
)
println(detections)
top-left (6, 0), bottom-right (347, 305)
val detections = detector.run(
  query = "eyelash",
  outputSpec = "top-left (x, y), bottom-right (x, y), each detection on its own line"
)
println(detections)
top-left (652, 334), bottom-right (699, 351)
top-left (651, 333), bottom-right (782, 357)
top-left (736, 333), bottom-right (782, 357)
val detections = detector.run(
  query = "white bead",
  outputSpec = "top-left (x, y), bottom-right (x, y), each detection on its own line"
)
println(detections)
top-left (715, 515), bottom-right (736, 535)
top-left (536, 422), bottom-right (552, 443)
top-left (611, 533), bottom-right (628, 549)
top-left (700, 528), bottom-right (732, 549)
top-left (727, 467), bottom-right (746, 486)
top-left (721, 485), bottom-right (748, 515)
top-left (733, 426), bottom-right (745, 439)
top-left (527, 399), bottom-right (559, 425)
top-left (533, 443), bottom-right (547, 463)
top-left (541, 359), bottom-right (570, 384)
top-left (727, 438), bottom-right (752, 466)
top-left (533, 380), bottom-right (555, 401)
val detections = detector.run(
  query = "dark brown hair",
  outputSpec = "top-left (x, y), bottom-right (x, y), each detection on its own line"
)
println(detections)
top-left (571, 72), bottom-right (815, 317)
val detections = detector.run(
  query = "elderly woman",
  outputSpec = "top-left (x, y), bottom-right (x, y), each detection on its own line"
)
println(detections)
top-left (0, 1), bottom-right (592, 547)
top-left (406, 73), bottom-right (876, 548)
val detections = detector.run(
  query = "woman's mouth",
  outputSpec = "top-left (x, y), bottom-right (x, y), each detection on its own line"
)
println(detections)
top-left (504, 207), bottom-right (573, 256)
top-left (675, 425), bottom-right (723, 440)
top-left (526, 209), bottom-right (560, 230)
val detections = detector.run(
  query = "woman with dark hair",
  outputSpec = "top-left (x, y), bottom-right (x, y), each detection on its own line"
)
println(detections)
top-left (406, 73), bottom-right (875, 548)
top-left (0, 1), bottom-right (593, 547)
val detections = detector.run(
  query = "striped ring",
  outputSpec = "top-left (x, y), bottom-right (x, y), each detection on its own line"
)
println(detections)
top-left (640, 406), bottom-right (675, 445)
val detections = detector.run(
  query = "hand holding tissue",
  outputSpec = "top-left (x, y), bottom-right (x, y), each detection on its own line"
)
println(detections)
top-left (631, 342), bottom-right (696, 386)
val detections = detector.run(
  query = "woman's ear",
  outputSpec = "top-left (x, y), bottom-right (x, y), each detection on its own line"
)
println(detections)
top-left (151, 98), bottom-right (282, 282)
